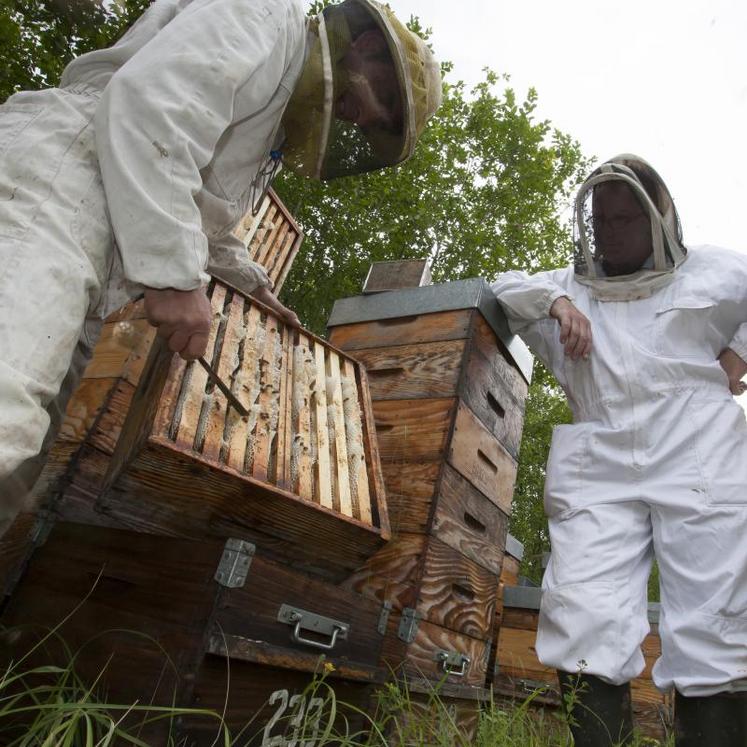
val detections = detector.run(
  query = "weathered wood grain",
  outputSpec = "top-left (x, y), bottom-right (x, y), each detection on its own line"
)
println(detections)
top-left (382, 612), bottom-right (489, 687)
top-left (373, 398), bottom-right (455, 463)
top-left (216, 553), bottom-right (384, 668)
top-left (312, 341), bottom-right (332, 508)
top-left (350, 340), bottom-right (467, 400)
top-left (82, 318), bottom-right (155, 384)
top-left (432, 464), bottom-right (508, 576)
top-left (342, 533), bottom-right (423, 610)
top-left (379, 461), bottom-right (440, 534)
top-left (417, 536), bottom-right (499, 640)
top-left (448, 402), bottom-right (517, 514)
top-left (328, 309), bottom-right (474, 351)
top-left (342, 357), bottom-right (371, 523)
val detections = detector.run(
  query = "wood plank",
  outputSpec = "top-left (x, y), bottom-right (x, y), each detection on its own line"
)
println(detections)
top-left (373, 398), bottom-right (455, 463)
top-left (326, 353), bottom-right (352, 517)
top-left (382, 612), bottom-right (489, 687)
top-left (460, 343), bottom-right (527, 460)
top-left (82, 318), bottom-right (156, 385)
top-left (267, 229), bottom-right (296, 286)
top-left (172, 285), bottom-right (226, 451)
top-left (355, 364), bottom-right (390, 538)
top-left (327, 309), bottom-right (474, 351)
top-left (448, 402), bottom-right (517, 514)
top-left (501, 555), bottom-right (521, 587)
top-left (216, 553), bottom-right (384, 669)
top-left (103, 298), bottom-right (147, 324)
top-left (273, 233), bottom-right (303, 294)
top-left (201, 293), bottom-right (245, 463)
top-left (251, 313), bottom-right (280, 482)
top-left (235, 192), bottom-right (270, 242)
top-left (470, 313), bottom-right (529, 397)
top-left (293, 333), bottom-right (314, 500)
top-left (259, 220), bottom-right (290, 272)
top-left (248, 204), bottom-right (278, 263)
top-left (274, 323), bottom-right (292, 488)
top-left (342, 533), bottom-right (423, 610)
top-left (432, 464), bottom-right (509, 576)
top-left (225, 303), bottom-right (262, 473)
top-left (379, 461), bottom-right (440, 534)
top-left (342, 357), bottom-right (371, 524)
top-left (256, 207), bottom-right (284, 268)
top-left (58, 377), bottom-right (117, 445)
top-left (312, 342), bottom-right (333, 509)
top-left (346, 340), bottom-right (466, 400)
top-left (418, 536), bottom-right (499, 641)
top-left (87, 379), bottom-right (136, 455)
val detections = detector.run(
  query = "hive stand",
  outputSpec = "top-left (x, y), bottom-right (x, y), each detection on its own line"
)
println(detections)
top-left (327, 276), bottom-right (533, 720)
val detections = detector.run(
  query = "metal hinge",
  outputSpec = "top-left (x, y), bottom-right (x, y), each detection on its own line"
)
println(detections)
top-left (377, 601), bottom-right (392, 635)
top-left (397, 607), bottom-right (422, 643)
top-left (214, 538), bottom-right (255, 588)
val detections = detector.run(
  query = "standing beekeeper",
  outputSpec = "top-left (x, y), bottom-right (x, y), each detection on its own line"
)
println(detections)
top-left (492, 155), bottom-right (747, 746)
top-left (0, 0), bottom-right (442, 532)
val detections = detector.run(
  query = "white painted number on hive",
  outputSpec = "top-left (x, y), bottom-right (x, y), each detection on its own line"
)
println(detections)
top-left (262, 689), bottom-right (326, 747)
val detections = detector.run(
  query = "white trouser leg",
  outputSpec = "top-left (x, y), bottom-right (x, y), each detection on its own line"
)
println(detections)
top-left (652, 501), bottom-right (747, 696)
top-left (536, 501), bottom-right (653, 684)
top-left (0, 87), bottom-right (112, 530)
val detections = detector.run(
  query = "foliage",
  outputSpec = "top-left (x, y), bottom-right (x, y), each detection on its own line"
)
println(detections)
top-left (0, 0), bottom-right (149, 102)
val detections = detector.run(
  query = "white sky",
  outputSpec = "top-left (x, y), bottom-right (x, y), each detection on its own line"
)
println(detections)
top-left (393, 0), bottom-right (747, 252)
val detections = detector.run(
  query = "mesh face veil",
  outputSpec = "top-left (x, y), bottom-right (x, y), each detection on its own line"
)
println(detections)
top-left (573, 155), bottom-right (687, 301)
top-left (280, 0), bottom-right (442, 180)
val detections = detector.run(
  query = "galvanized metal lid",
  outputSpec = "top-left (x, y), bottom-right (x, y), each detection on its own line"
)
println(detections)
top-left (327, 277), bottom-right (533, 383)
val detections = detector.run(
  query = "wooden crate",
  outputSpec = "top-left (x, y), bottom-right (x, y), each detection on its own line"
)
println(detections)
top-left (494, 585), bottom-right (672, 740)
top-left (233, 187), bottom-right (304, 293)
top-left (84, 281), bottom-right (389, 580)
top-left (0, 522), bottom-right (385, 745)
top-left (328, 279), bottom-right (533, 691)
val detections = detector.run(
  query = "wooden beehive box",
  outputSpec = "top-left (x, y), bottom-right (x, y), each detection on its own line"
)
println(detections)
top-left (73, 280), bottom-right (389, 581)
top-left (233, 187), bottom-right (303, 293)
top-left (494, 585), bottom-right (671, 740)
top-left (327, 278), bottom-right (533, 695)
top-left (0, 522), bottom-right (385, 745)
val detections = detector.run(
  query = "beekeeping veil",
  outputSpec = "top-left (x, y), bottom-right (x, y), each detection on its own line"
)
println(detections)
top-left (573, 154), bottom-right (687, 301)
top-left (279, 0), bottom-right (442, 180)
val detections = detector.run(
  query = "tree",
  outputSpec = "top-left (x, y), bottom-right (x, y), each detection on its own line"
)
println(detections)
top-left (1, 0), bottom-right (589, 587)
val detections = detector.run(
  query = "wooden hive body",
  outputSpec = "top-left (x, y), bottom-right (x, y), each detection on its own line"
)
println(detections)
top-left (327, 279), bottom-right (533, 699)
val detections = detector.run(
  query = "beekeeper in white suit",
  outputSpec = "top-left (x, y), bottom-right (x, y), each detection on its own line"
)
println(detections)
top-left (492, 155), bottom-right (747, 747)
top-left (0, 0), bottom-right (442, 530)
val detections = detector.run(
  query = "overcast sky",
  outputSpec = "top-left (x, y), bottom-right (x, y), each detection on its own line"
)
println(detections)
top-left (394, 0), bottom-right (746, 252)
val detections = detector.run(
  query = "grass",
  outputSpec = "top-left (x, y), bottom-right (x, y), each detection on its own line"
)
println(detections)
top-left (0, 588), bottom-right (673, 745)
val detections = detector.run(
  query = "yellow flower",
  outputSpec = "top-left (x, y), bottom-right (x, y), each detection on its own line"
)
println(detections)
top-left (324, 662), bottom-right (336, 673)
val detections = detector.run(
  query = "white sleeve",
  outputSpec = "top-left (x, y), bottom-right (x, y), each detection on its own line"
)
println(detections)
top-left (491, 269), bottom-right (571, 333)
top-left (94, 0), bottom-right (297, 291)
top-left (728, 324), bottom-right (747, 361)
top-left (207, 235), bottom-right (272, 296)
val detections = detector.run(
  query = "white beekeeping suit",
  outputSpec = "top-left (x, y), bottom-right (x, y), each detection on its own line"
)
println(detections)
top-left (492, 156), bottom-right (747, 702)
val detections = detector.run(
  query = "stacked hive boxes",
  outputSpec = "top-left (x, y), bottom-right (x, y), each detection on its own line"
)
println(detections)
top-left (327, 277), bottom-right (533, 717)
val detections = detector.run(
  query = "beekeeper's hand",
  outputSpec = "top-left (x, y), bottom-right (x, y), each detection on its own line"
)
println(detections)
top-left (718, 348), bottom-right (747, 395)
top-left (550, 296), bottom-right (592, 360)
top-left (144, 287), bottom-right (212, 360)
top-left (251, 285), bottom-right (301, 328)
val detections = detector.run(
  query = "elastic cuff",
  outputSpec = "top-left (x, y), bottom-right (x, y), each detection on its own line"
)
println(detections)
top-left (545, 289), bottom-right (573, 317)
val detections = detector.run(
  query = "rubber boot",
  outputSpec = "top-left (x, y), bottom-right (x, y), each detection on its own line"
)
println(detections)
top-left (558, 671), bottom-right (635, 746)
top-left (674, 690), bottom-right (747, 747)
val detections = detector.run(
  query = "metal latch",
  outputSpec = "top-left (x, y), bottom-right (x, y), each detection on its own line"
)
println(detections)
top-left (377, 601), bottom-right (393, 635)
top-left (214, 538), bottom-right (255, 588)
top-left (277, 604), bottom-right (349, 652)
top-left (436, 649), bottom-right (471, 677)
top-left (397, 607), bottom-right (422, 643)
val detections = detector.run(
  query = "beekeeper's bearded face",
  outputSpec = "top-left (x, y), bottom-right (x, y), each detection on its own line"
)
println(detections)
top-left (592, 181), bottom-right (654, 277)
top-left (335, 29), bottom-right (403, 134)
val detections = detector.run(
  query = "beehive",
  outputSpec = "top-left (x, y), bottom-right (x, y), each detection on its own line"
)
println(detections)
top-left (327, 278), bottom-right (533, 705)
top-left (234, 188), bottom-right (303, 293)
